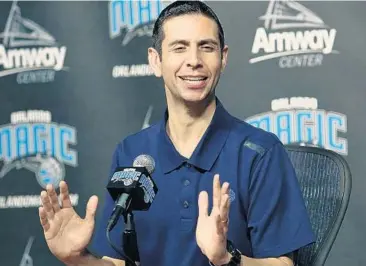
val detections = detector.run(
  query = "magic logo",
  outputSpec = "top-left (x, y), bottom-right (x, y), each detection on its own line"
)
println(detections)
top-left (245, 97), bottom-right (348, 155)
top-left (109, 0), bottom-right (169, 46)
top-left (109, 0), bottom-right (175, 78)
top-left (0, 1), bottom-right (68, 84)
top-left (0, 110), bottom-right (77, 189)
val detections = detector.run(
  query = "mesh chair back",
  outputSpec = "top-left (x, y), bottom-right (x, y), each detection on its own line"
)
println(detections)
top-left (285, 145), bottom-right (352, 266)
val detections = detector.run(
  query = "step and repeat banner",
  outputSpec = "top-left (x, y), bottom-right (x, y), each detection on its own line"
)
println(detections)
top-left (0, 1), bottom-right (365, 265)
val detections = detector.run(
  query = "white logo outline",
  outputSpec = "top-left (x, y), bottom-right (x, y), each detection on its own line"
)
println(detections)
top-left (250, 0), bottom-right (339, 66)
top-left (0, 1), bottom-right (56, 48)
top-left (142, 105), bottom-right (153, 130)
top-left (260, 0), bottom-right (327, 30)
top-left (0, 0), bottom-right (69, 80)
top-left (19, 236), bottom-right (34, 266)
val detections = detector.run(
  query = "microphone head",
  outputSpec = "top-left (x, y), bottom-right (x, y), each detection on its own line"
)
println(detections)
top-left (133, 154), bottom-right (155, 174)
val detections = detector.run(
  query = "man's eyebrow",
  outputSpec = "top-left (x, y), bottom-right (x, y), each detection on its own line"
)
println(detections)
top-left (167, 39), bottom-right (219, 47)
top-left (168, 40), bottom-right (190, 47)
top-left (198, 39), bottom-right (219, 46)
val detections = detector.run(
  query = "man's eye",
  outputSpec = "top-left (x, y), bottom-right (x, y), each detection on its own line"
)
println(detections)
top-left (202, 46), bottom-right (214, 51)
top-left (174, 46), bottom-right (186, 52)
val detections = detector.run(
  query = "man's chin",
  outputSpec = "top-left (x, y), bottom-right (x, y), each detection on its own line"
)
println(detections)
top-left (181, 94), bottom-right (207, 103)
top-left (180, 92), bottom-right (215, 105)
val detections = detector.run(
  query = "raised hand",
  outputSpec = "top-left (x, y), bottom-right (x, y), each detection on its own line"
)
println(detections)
top-left (196, 174), bottom-right (231, 266)
top-left (39, 181), bottom-right (98, 264)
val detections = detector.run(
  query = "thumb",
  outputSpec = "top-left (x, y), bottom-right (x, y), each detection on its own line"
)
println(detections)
top-left (198, 191), bottom-right (209, 218)
top-left (85, 195), bottom-right (98, 222)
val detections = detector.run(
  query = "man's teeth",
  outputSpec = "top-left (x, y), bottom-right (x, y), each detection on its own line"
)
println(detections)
top-left (181, 77), bottom-right (206, 81)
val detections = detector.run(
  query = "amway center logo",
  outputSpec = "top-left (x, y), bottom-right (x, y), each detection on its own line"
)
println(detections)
top-left (109, 0), bottom-right (172, 78)
top-left (250, 0), bottom-right (338, 68)
top-left (0, 1), bottom-right (68, 84)
top-left (245, 97), bottom-right (348, 155)
top-left (0, 110), bottom-right (79, 209)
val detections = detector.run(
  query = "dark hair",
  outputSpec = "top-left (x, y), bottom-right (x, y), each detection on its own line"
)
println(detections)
top-left (152, 1), bottom-right (225, 57)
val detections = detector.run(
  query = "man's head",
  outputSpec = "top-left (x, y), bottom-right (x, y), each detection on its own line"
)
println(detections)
top-left (152, 1), bottom-right (225, 57)
top-left (148, 1), bottom-right (229, 104)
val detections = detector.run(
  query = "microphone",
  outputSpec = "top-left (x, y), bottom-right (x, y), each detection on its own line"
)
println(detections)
top-left (106, 154), bottom-right (158, 232)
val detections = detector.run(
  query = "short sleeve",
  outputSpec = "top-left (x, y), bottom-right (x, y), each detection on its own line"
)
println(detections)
top-left (247, 142), bottom-right (315, 258)
top-left (89, 143), bottom-right (126, 259)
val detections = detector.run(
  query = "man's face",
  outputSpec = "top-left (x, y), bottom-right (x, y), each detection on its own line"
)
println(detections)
top-left (149, 14), bottom-right (228, 104)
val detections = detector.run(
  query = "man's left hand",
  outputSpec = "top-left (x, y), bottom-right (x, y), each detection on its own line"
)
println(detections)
top-left (196, 174), bottom-right (232, 266)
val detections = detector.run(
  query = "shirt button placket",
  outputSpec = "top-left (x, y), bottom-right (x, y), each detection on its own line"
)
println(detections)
top-left (180, 162), bottom-right (195, 230)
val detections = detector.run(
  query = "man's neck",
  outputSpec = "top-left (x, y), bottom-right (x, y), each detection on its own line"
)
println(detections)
top-left (166, 96), bottom-right (216, 159)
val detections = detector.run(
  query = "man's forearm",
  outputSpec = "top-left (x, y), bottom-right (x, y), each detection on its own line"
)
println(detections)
top-left (64, 253), bottom-right (125, 266)
top-left (240, 255), bottom-right (294, 266)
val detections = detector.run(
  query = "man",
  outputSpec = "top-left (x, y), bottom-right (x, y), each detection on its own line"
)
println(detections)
top-left (39, 1), bottom-right (315, 266)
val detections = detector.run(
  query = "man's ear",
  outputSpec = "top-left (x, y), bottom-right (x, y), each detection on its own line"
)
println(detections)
top-left (148, 47), bottom-right (162, 77)
top-left (220, 45), bottom-right (229, 73)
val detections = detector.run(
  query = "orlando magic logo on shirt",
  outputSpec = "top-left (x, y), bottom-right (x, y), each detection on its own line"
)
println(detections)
top-left (228, 189), bottom-right (236, 203)
top-left (0, 110), bottom-right (77, 189)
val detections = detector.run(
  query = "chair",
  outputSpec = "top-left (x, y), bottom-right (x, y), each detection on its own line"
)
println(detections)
top-left (285, 145), bottom-right (352, 266)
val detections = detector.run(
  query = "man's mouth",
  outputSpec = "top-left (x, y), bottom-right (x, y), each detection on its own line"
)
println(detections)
top-left (179, 76), bottom-right (208, 86)
top-left (180, 76), bottom-right (207, 81)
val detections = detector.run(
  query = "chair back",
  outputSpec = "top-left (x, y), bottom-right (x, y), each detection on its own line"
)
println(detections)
top-left (285, 145), bottom-right (352, 266)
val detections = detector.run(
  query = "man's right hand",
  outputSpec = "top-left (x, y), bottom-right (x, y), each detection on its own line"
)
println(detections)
top-left (39, 181), bottom-right (98, 265)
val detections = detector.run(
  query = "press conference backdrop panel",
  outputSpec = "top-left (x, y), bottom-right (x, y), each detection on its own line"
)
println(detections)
top-left (0, 1), bottom-right (365, 266)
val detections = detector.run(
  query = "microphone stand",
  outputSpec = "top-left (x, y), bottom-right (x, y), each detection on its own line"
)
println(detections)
top-left (123, 210), bottom-right (140, 266)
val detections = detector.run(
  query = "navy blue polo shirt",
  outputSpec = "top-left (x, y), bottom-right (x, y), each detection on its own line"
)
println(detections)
top-left (90, 99), bottom-right (315, 266)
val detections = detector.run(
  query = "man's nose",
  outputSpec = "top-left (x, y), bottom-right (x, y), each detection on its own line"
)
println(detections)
top-left (186, 49), bottom-right (202, 68)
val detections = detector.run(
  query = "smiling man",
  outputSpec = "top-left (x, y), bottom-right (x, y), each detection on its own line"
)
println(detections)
top-left (39, 1), bottom-right (315, 266)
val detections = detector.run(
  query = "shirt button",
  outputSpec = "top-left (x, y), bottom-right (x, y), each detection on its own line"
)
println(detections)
top-left (186, 163), bottom-right (191, 168)
top-left (183, 201), bottom-right (189, 208)
top-left (184, 180), bottom-right (190, 186)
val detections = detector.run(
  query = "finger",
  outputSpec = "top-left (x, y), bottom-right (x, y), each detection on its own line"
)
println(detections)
top-left (59, 181), bottom-right (72, 208)
top-left (223, 223), bottom-right (229, 235)
top-left (222, 194), bottom-right (231, 235)
top-left (215, 213), bottom-right (224, 236)
top-left (41, 190), bottom-right (54, 220)
top-left (221, 182), bottom-right (230, 197)
top-left (198, 191), bottom-right (209, 217)
top-left (220, 194), bottom-right (230, 222)
top-left (212, 174), bottom-right (221, 210)
top-left (39, 207), bottom-right (50, 232)
top-left (85, 195), bottom-right (98, 222)
top-left (46, 184), bottom-right (60, 213)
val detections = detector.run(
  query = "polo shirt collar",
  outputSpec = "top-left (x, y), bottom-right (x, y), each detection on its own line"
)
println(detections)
top-left (158, 98), bottom-right (232, 174)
